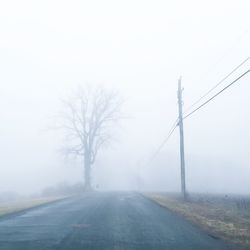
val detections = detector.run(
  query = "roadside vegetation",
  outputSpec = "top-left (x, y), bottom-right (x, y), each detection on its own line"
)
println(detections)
top-left (145, 192), bottom-right (250, 249)
top-left (0, 197), bottom-right (64, 217)
top-left (0, 182), bottom-right (83, 217)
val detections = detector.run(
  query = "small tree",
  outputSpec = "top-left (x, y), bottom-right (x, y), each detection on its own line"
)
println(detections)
top-left (59, 85), bottom-right (123, 191)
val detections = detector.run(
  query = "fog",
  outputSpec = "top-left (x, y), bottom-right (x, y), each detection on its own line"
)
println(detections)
top-left (0, 0), bottom-right (250, 196)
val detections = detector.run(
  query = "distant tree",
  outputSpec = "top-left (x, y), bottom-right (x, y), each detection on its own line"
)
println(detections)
top-left (58, 85), bottom-right (123, 191)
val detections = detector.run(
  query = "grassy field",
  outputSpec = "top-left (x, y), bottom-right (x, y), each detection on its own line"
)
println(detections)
top-left (0, 197), bottom-right (65, 217)
top-left (145, 192), bottom-right (250, 249)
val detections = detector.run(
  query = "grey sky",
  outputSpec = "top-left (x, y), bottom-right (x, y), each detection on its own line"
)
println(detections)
top-left (0, 0), bottom-right (250, 194)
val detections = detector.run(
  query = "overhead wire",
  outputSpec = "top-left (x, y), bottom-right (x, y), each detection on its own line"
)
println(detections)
top-left (148, 30), bottom-right (250, 161)
top-left (150, 118), bottom-right (179, 161)
top-left (183, 69), bottom-right (250, 120)
top-left (149, 67), bottom-right (250, 160)
top-left (193, 26), bottom-right (250, 87)
top-left (184, 57), bottom-right (250, 114)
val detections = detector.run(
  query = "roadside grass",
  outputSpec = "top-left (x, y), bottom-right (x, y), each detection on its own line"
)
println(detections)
top-left (144, 193), bottom-right (250, 249)
top-left (0, 197), bottom-right (66, 217)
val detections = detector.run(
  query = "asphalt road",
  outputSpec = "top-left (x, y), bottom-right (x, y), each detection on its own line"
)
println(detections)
top-left (0, 192), bottom-right (237, 250)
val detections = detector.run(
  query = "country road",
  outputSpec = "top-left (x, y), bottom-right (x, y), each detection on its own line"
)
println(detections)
top-left (0, 192), bottom-right (237, 250)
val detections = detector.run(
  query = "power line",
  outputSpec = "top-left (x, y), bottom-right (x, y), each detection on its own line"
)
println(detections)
top-left (193, 27), bottom-right (250, 86)
top-left (150, 118), bottom-right (178, 161)
top-left (183, 69), bottom-right (250, 120)
top-left (184, 57), bottom-right (250, 114)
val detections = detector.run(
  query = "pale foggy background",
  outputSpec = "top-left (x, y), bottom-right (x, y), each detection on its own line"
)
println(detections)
top-left (0, 0), bottom-right (250, 195)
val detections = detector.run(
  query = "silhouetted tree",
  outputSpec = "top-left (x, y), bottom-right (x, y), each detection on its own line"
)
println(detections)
top-left (59, 85), bottom-right (123, 191)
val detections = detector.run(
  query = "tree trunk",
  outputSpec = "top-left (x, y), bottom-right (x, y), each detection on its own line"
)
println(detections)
top-left (84, 154), bottom-right (92, 191)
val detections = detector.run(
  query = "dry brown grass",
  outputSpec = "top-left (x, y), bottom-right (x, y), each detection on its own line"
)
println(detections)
top-left (0, 197), bottom-right (65, 217)
top-left (144, 193), bottom-right (250, 249)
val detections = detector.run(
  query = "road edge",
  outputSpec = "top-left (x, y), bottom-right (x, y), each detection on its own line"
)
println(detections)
top-left (140, 192), bottom-right (241, 250)
top-left (0, 196), bottom-right (70, 222)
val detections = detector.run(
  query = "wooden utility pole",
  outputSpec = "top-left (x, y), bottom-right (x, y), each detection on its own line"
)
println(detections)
top-left (177, 77), bottom-right (187, 200)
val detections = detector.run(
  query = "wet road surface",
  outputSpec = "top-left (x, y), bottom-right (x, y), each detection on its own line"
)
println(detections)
top-left (0, 192), bottom-right (237, 250)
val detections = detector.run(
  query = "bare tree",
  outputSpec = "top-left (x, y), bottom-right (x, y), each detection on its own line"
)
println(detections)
top-left (58, 85), bottom-right (123, 191)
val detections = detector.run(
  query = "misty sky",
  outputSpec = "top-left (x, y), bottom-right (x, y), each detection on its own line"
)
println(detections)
top-left (0, 0), bottom-right (250, 194)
